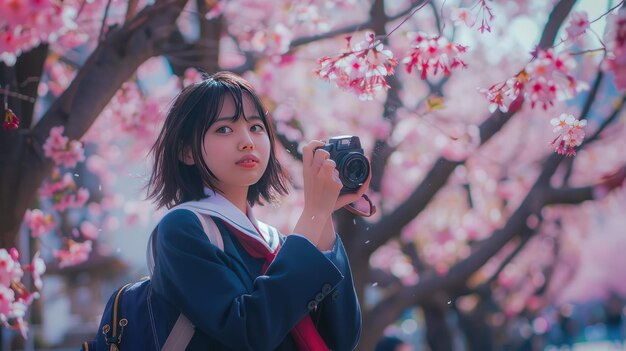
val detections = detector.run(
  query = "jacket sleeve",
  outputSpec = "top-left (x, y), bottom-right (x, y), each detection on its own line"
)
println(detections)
top-left (315, 234), bottom-right (362, 351)
top-left (151, 209), bottom-right (345, 351)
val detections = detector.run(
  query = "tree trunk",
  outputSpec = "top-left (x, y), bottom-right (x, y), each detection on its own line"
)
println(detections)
top-left (455, 298), bottom-right (496, 351)
top-left (0, 0), bottom-right (189, 247)
top-left (423, 300), bottom-right (454, 351)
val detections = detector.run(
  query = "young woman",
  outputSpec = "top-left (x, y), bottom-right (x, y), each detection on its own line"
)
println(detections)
top-left (146, 71), bottom-right (367, 350)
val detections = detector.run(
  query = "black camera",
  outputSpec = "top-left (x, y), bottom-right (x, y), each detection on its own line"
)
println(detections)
top-left (317, 136), bottom-right (370, 193)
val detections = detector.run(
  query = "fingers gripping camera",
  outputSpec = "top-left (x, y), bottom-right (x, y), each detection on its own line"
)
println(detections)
top-left (317, 136), bottom-right (370, 193)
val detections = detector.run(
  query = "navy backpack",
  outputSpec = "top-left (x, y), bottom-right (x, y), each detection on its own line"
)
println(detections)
top-left (81, 208), bottom-right (223, 351)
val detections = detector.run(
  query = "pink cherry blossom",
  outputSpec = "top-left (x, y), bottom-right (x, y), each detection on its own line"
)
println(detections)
top-left (25, 253), bottom-right (46, 290)
top-left (527, 77), bottom-right (557, 111)
top-left (250, 23), bottom-right (293, 56)
top-left (526, 49), bottom-right (584, 109)
top-left (79, 221), bottom-right (99, 240)
top-left (39, 170), bottom-right (90, 211)
top-left (479, 71), bottom-right (527, 113)
top-left (0, 249), bottom-right (22, 287)
top-left (8, 286), bottom-right (36, 339)
top-left (204, 0), bottom-right (224, 20)
top-left (0, 0), bottom-right (78, 66)
top-left (54, 240), bottom-right (92, 268)
top-left (9, 248), bottom-right (18, 262)
top-left (54, 187), bottom-right (89, 212)
top-left (23, 209), bottom-right (56, 238)
top-left (50, 0), bottom-right (127, 55)
top-left (549, 113), bottom-right (587, 156)
top-left (369, 240), bottom-right (418, 286)
top-left (603, 9), bottom-right (626, 91)
top-left (183, 67), bottom-right (204, 87)
top-left (402, 32), bottom-right (468, 80)
top-left (44, 59), bottom-right (76, 97)
top-left (481, 49), bottom-right (586, 112)
top-left (0, 247), bottom-right (42, 338)
top-left (316, 32), bottom-right (397, 100)
top-left (85, 80), bottom-right (170, 164)
top-left (479, 85), bottom-right (511, 113)
top-left (221, 0), bottom-right (345, 56)
top-left (450, 7), bottom-right (476, 28)
top-left (0, 285), bottom-right (15, 319)
top-left (288, 3), bottom-right (330, 33)
top-left (43, 126), bottom-right (85, 168)
top-left (565, 11), bottom-right (590, 40)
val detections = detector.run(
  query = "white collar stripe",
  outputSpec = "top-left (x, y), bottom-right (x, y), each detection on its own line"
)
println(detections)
top-left (167, 190), bottom-right (280, 251)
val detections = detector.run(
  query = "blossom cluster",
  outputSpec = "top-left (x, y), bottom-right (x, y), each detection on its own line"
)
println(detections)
top-left (0, 0), bottom-right (77, 66)
top-left (54, 240), bottom-right (92, 269)
top-left (43, 126), bottom-right (85, 168)
top-left (249, 23), bottom-right (293, 56)
top-left (315, 32), bottom-right (397, 100)
top-left (107, 83), bottom-right (163, 139)
top-left (39, 169), bottom-right (89, 212)
top-left (217, 0), bottom-right (296, 56)
top-left (43, 59), bottom-right (76, 98)
top-left (549, 113), bottom-right (587, 156)
top-left (604, 9), bottom-right (626, 91)
top-left (478, 70), bottom-right (526, 113)
top-left (0, 248), bottom-right (45, 338)
top-left (480, 49), bottom-right (586, 112)
top-left (219, 0), bottom-right (358, 57)
top-left (402, 31), bottom-right (468, 80)
top-left (23, 209), bottom-right (56, 238)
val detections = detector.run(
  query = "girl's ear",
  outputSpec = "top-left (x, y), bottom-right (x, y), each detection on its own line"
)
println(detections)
top-left (180, 146), bottom-right (195, 165)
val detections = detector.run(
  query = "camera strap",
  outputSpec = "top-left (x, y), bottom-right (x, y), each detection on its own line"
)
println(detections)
top-left (343, 194), bottom-right (377, 217)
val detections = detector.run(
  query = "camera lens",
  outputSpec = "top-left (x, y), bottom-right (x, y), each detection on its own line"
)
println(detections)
top-left (340, 153), bottom-right (369, 189)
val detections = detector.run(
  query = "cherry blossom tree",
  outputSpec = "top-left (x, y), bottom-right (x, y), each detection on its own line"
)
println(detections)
top-left (1, 0), bottom-right (626, 349)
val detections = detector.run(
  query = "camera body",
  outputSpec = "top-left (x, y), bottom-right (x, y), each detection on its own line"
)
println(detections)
top-left (318, 136), bottom-right (370, 193)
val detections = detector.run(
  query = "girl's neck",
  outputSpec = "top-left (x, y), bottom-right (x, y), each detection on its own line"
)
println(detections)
top-left (219, 188), bottom-right (249, 214)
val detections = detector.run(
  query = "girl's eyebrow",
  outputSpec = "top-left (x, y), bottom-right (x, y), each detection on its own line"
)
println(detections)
top-left (215, 115), bottom-right (263, 122)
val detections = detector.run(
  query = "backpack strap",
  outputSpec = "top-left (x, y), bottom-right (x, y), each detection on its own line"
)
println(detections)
top-left (147, 208), bottom-right (224, 277)
top-left (154, 208), bottom-right (224, 351)
top-left (187, 208), bottom-right (224, 251)
top-left (162, 314), bottom-right (195, 351)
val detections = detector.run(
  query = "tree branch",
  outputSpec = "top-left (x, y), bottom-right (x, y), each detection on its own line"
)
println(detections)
top-left (543, 186), bottom-right (594, 205)
top-left (363, 0), bottom-right (577, 255)
top-left (0, 0), bottom-right (189, 246)
top-left (289, 0), bottom-right (427, 48)
top-left (366, 155), bottom-right (625, 338)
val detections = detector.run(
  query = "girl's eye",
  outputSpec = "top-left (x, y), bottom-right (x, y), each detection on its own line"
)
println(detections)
top-left (251, 124), bottom-right (265, 132)
top-left (216, 126), bottom-right (232, 133)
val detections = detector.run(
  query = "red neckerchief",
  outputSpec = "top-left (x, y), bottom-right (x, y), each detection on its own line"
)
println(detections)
top-left (222, 221), bottom-right (329, 351)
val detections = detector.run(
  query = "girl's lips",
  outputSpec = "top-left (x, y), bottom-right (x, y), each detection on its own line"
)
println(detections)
top-left (236, 154), bottom-right (259, 167)
top-left (237, 161), bottom-right (258, 168)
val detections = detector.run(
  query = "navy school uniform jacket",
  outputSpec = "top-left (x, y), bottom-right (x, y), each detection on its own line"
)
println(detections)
top-left (151, 209), bottom-right (362, 351)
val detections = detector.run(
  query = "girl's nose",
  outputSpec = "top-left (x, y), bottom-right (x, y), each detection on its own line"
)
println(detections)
top-left (238, 134), bottom-right (255, 151)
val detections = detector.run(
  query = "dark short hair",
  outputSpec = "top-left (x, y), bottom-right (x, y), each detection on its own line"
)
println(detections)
top-left (147, 71), bottom-right (289, 209)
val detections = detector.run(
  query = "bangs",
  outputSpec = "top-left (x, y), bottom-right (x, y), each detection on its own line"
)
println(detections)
top-left (200, 81), bottom-right (269, 133)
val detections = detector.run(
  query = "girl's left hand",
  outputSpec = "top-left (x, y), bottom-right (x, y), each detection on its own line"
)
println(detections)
top-left (334, 158), bottom-right (372, 212)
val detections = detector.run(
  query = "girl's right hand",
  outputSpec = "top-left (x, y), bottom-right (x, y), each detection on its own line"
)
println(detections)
top-left (301, 140), bottom-right (343, 217)
top-left (293, 140), bottom-right (343, 245)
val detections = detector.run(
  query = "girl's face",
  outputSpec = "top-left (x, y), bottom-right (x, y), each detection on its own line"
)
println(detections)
top-left (201, 93), bottom-right (271, 198)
